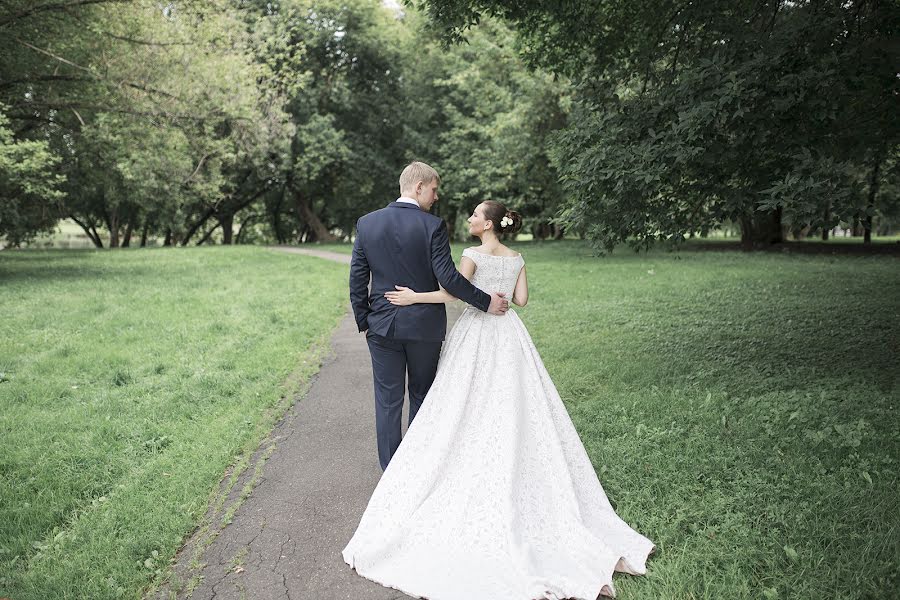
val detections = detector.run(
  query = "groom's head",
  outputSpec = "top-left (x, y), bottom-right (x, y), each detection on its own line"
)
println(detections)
top-left (399, 161), bottom-right (440, 211)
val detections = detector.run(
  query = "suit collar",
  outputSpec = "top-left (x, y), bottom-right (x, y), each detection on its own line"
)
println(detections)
top-left (388, 201), bottom-right (423, 210)
top-left (396, 196), bottom-right (420, 207)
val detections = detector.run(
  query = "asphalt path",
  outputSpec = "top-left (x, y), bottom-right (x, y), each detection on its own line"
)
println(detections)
top-left (155, 245), bottom-right (462, 600)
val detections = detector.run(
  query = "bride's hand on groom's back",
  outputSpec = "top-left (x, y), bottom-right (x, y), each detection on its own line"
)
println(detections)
top-left (385, 285), bottom-right (416, 306)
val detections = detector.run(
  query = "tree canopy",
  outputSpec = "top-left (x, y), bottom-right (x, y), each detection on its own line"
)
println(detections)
top-left (0, 0), bottom-right (569, 247)
top-left (418, 0), bottom-right (900, 249)
top-left (3, 1), bottom-right (896, 249)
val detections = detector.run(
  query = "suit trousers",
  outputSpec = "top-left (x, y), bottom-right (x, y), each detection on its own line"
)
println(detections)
top-left (366, 331), bottom-right (442, 470)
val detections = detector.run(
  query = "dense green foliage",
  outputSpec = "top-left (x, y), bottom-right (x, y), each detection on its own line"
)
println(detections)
top-left (1, 0), bottom-right (283, 247)
top-left (401, 15), bottom-right (568, 238)
top-left (0, 108), bottom-right (65, 245)
top-left (0, 247), bottom-right (348, 598)
top-left (420, 0), bottom-right (900, 250)
top-left (0, 0), bottom-right (568, 247)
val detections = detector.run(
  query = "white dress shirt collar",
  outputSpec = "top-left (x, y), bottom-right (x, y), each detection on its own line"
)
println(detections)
top-left (396, 196), bottom-right (420, 207)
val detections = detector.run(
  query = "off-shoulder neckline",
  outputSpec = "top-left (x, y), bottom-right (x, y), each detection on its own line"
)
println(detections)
top-left (464, 248), bottom-right (522, 258)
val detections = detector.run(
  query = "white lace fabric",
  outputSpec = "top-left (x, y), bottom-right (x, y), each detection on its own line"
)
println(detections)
top-left (342, 248), bottom-right (655, 599)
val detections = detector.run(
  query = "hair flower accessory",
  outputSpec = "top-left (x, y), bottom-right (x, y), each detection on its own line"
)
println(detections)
top-left (500, 216), bottom-right (513, 228)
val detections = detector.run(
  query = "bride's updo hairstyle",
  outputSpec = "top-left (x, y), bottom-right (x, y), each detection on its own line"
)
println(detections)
top-left (482, 200), bottom-right (523, 236)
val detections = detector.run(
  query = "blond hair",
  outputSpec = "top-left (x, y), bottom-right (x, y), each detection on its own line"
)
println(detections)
top-left (399, 161), bottom-right (440, 192)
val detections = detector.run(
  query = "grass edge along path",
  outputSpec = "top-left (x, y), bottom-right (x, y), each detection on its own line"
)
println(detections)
top-left (146, 338), bottom-right (333, 598)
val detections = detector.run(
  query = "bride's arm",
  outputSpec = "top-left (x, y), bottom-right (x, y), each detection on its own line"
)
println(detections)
top-left (385, 285), bottom-right (454, 305)
top-left (385, 256), bottom-right (476, 306)
top-left (512, 266), bottom-right (528, 306)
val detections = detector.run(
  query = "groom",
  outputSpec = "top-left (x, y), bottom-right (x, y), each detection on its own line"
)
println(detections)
top-left (349, 161), bottom-right (509, 470)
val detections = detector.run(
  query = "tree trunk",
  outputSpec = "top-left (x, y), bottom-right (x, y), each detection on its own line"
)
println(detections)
top-left (293, 191), bottom-right (335, 242)
top-left (863, 150), bottom-right (884, 245)
top-left (196, 222), bottom-right (220, 246)
top-left (822, 203), bottom-right (830, 240)
top-left (235, 215), bottom-right (255, 244)
top-left (739, 215), bottom-right (754, 250)
top-left (532, 221), bottom-right (553, 240)
top-left (90, 224), bottom-right (104, 248)
top-left (792, 225), bottom-right (810, 240)
top-left (272, 188), bottom-right (286, 243)
top-left (122, 221), bottom-right (133, 247)
top-left (140, 222), bottom-right (149, 247)
top-left (771, 206), bottom-right (784, 244)
top-left (163, 229), bottom-right (173, 246)
top-left (70, 216), bottom-right (103, 248)
top-left (181, 206), bottom-right (216, 246)
top-left (442, 206), bottom-right (458, 241)
top-left (221, 213), bottom-right (234, 245)
top-left (273, 210), bottom-right (285, 244)
top-left (740, 209), bottom-right (783, 250)
top-left (106, 209), bottom-right (120, 248)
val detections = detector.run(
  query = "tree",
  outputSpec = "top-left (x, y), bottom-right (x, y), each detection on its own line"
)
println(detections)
top-left (1, 0), bottom-right (291, 247)
top-left (0, 107), bottom-right (65, 246)
top-left (418, 0), bottom-right (900, 251)
top-left (401, 14), bottom-right (569, 240)
top-left (0, 0), bottom-right (583, 248)
top-left (238, 0), bottom-right (411, 243)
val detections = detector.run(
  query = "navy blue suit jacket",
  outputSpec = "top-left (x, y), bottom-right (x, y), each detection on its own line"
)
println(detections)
top-left (349, 201), bottom-right (491, 341)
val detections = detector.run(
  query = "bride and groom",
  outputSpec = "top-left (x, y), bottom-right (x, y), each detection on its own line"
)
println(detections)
top-left (344, 162), bottom-right (654, 599)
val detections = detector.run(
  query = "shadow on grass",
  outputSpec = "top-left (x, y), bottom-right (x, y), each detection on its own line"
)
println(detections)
top-left (0, 248), bottom-right (186, 284)
top-left (629, 266), bottom-right (897, 395)
top-left (682, 239), bottom-right (900, 255)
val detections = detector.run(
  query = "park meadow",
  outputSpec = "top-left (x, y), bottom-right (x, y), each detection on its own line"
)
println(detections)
top-left (1, 242), bottom-right (897, 599)
top-left (3, 0), bottom-right (899, 597)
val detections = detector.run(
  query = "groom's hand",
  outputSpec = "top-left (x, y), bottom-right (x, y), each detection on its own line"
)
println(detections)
top-left (488, 292), bottom-right (509, 315)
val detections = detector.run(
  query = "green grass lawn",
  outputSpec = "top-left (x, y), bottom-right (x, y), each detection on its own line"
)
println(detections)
top-left (0, 247), bottom-right (348, 599)
top-left (2, 241), bottom-right (897, 599)
top-left (503, 241), bottom-right (899, 599)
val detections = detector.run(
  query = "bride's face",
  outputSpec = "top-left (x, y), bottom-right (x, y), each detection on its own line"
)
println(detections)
top-left (467, 203), bottom-right (491, 237)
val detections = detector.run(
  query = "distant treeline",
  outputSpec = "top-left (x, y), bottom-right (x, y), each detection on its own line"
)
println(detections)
top-left (1, 0), bottom-right (897, 251)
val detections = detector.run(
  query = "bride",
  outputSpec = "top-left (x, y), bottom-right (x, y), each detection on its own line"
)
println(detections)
top-left (342, 200), bottom-right (655, 599)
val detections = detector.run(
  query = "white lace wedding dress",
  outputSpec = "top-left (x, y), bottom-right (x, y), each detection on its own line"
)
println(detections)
top-left (342, 248), bottom-right (655, 599)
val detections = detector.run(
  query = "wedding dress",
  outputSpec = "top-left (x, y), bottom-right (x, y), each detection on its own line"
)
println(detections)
top-left (342, 248), bottom-right (655, 600)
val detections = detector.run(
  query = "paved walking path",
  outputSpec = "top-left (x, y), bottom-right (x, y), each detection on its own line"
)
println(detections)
top-left (155, 245), bottom-right (462, 600)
